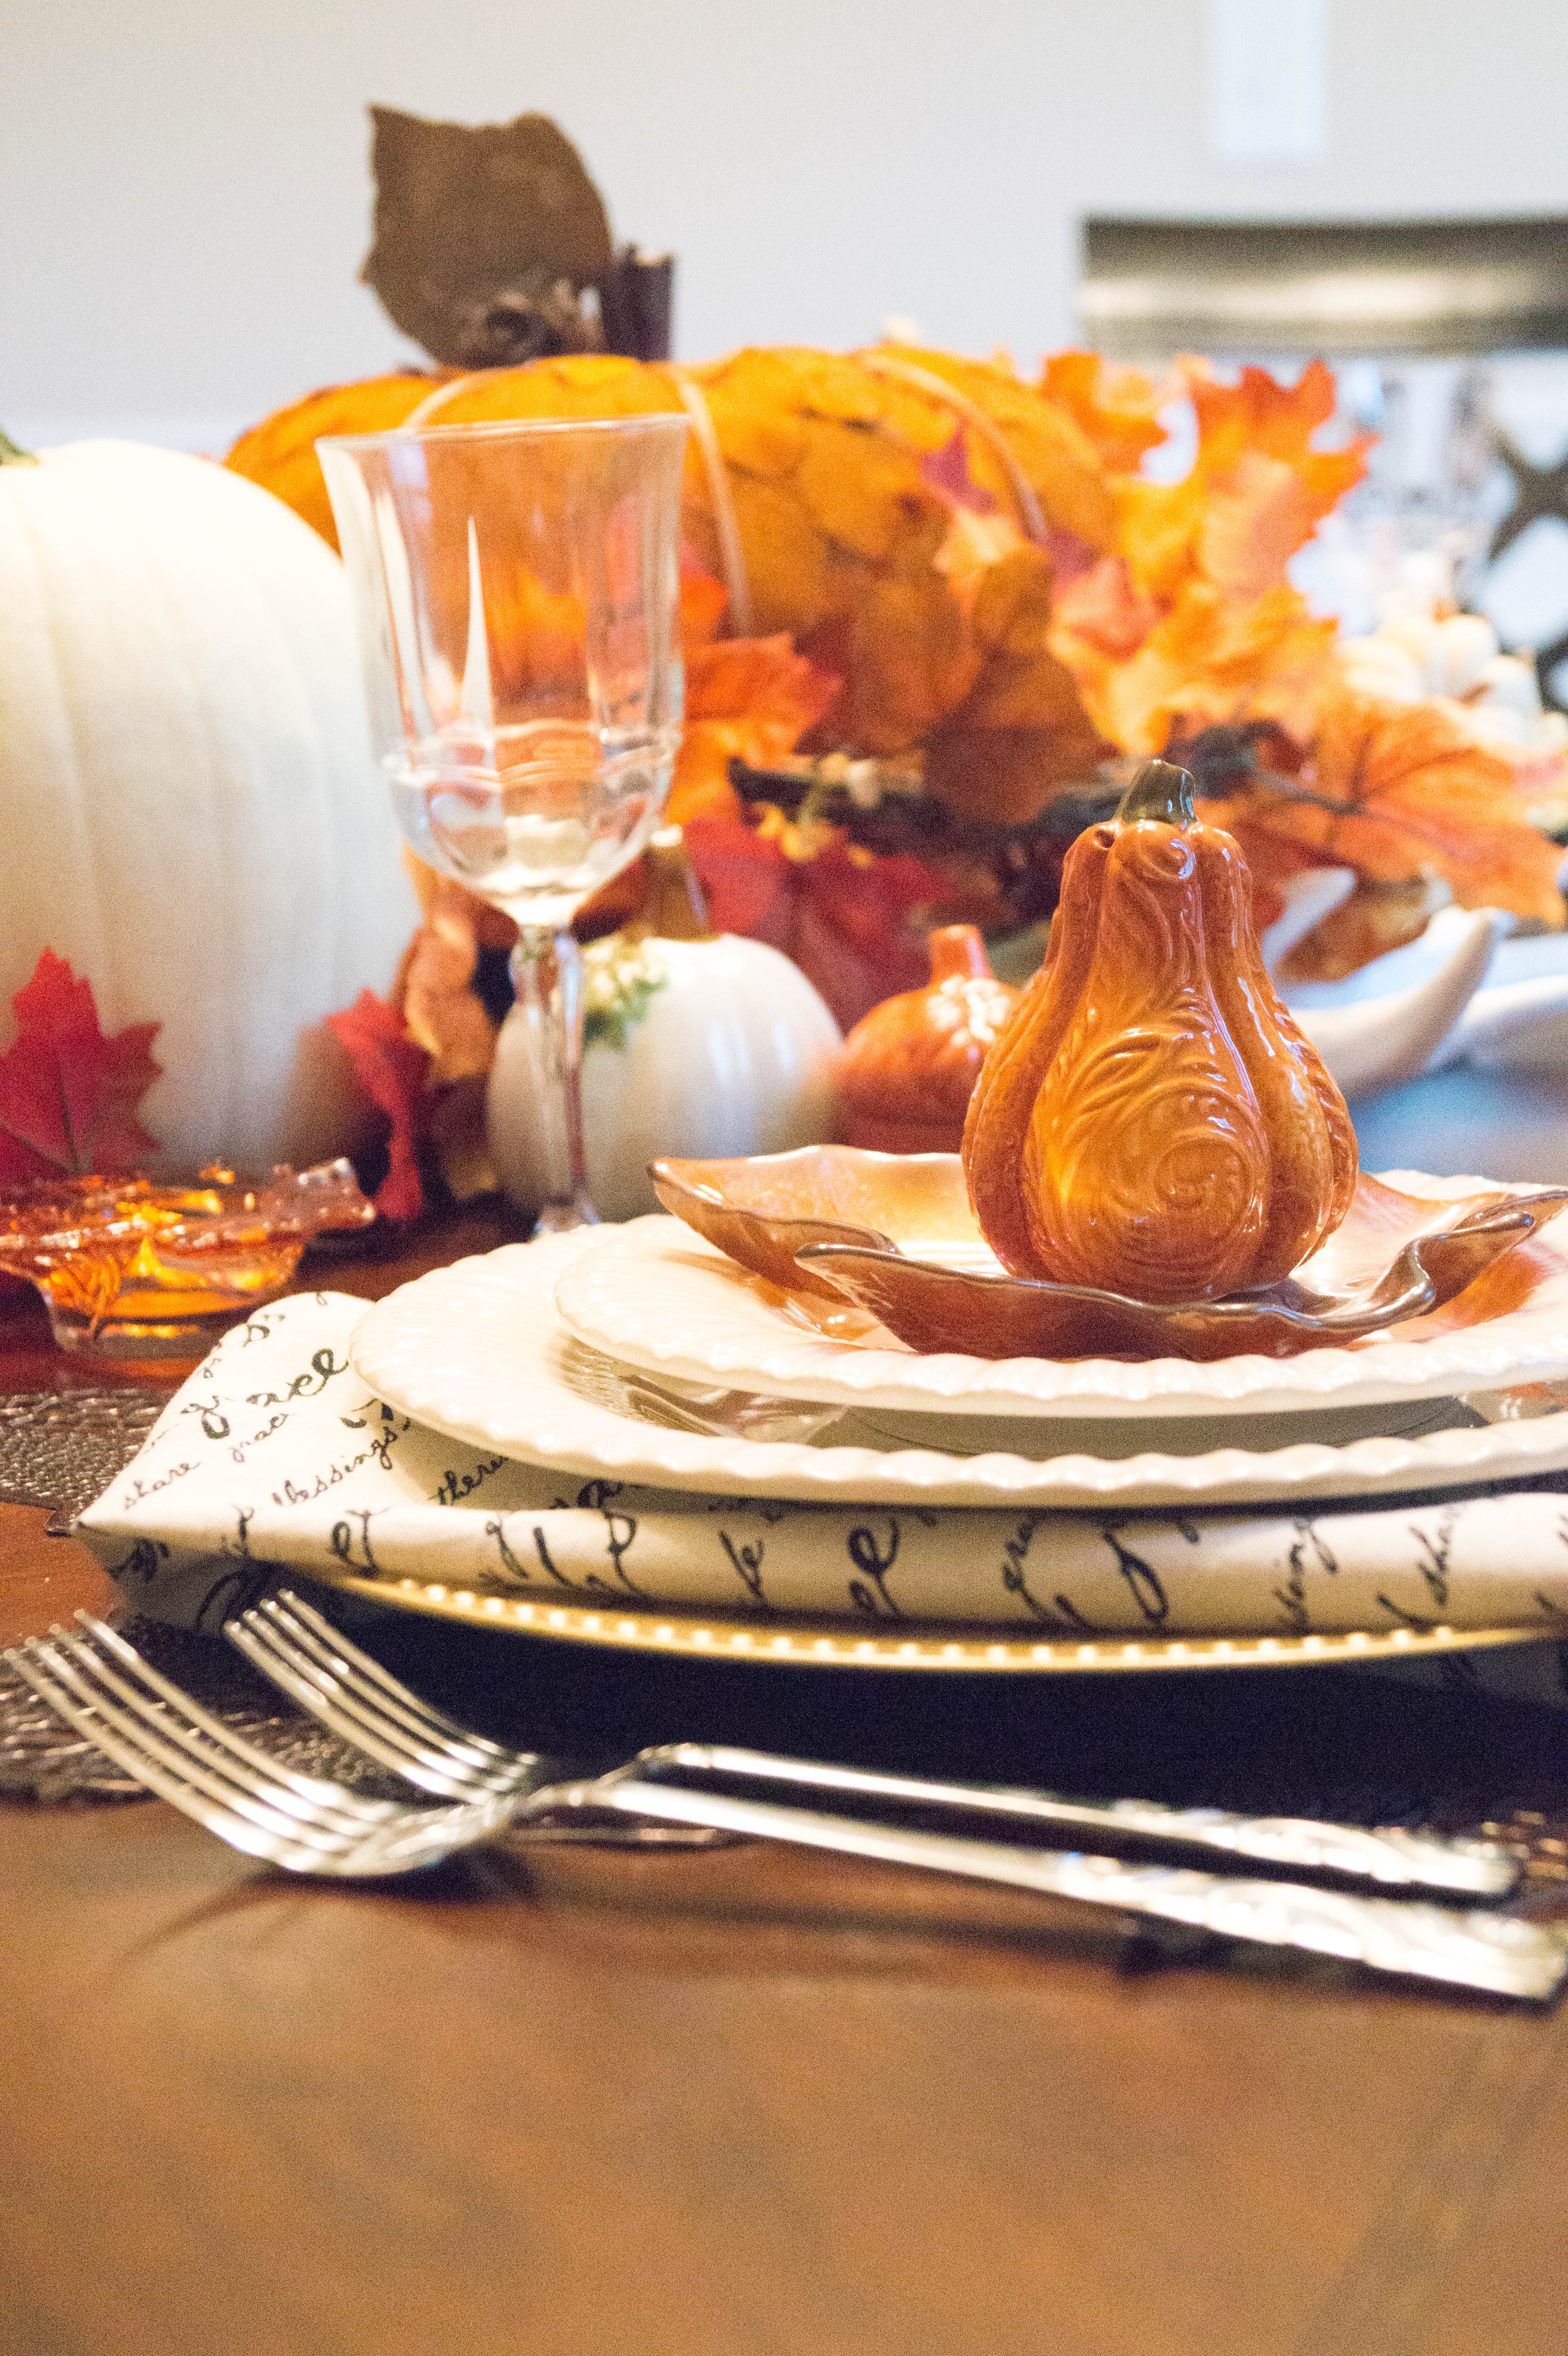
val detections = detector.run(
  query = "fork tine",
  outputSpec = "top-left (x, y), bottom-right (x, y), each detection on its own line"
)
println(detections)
top-left (240, 1597), bottom-right (466, 1755)
top-left (74, 1615), bottom-right (395, 1818)
top-left (226, 1614), bottom-right (447, 1786)
top-left (268, 1593), bottom-right (518, 1765)
top-left (4, 1641), bottom-right (353, 1866)
top-left (22, 1634), bottom-right (379, 1853)
top-left (66, 1619), bottom-right (404, 1827)
top-left (229, 1608), bottom-right (521, 1799)
top-left (8, 1629), bottom-right (527, 1878)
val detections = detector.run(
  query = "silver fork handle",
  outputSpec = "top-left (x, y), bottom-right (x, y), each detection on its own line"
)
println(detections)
top-left (630, 1744), bottom-right (1520, 1899)
top-left (573, 1777), bottom-right (1565, 2002)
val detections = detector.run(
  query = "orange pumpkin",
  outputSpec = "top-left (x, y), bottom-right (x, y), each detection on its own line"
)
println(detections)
top-left (224, 373), bottom-right (440, 545)
top-left (223, 348), bottom-right (1120, 806)
top-left (836, 926), bottom-right (1018, 1154)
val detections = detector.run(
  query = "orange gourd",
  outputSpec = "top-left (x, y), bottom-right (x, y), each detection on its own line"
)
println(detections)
top-left (961, 759), bottom-right (1356, 1302)
top-left (837, 926), bottom-right (1017, 1155)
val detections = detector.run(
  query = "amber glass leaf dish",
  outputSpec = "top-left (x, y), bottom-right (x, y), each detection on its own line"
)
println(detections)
top-left (650, 1146), bottom-right (1568, 1365)
top-left (0, 1160), bottom-right (373, 1357)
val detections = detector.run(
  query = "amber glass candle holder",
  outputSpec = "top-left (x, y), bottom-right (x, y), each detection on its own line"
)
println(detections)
top-left (0, 1160), bottom-right (373, 1359)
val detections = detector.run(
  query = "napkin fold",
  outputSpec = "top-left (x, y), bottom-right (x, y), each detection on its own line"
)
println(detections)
top-left (70, 1291), bottom-right (1568, 1705)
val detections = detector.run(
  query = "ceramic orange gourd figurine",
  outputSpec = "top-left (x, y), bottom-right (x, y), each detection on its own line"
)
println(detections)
top-left (962, 759), bottom-right (1356, 1303)
top-left (837, 926), bottom-right (1018, 1154)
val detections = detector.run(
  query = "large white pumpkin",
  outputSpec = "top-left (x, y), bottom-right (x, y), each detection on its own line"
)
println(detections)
top-left (0, 439), bottom-right (417, 1168)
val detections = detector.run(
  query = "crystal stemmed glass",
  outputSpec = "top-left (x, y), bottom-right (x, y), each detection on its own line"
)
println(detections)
top-left (318, 414), bottom-right (689, 1232)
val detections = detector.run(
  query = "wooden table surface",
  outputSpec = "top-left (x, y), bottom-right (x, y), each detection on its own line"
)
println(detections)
top-left (3, 1209), bottom-right (1566, 2356)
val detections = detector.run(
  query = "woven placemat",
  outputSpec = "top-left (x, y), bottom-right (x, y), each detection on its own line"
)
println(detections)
top-left (0, 1385), bottom-right (167, 1523)
top-left (0, 1607), bottom-right (420, 1803)
top-left (0, 1387), bottom-right (410, 1802)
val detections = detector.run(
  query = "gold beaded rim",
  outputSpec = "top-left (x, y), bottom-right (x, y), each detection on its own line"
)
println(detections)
top-left (313, 1566), bottom-right (1557, 1673)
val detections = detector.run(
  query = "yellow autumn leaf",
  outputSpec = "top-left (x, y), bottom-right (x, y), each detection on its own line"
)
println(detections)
top-left (1086, 580), bottom-right (1339, 754)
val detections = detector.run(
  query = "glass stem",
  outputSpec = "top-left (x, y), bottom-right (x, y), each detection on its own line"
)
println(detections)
top-left (510, 925), bottom-right (598, 1236)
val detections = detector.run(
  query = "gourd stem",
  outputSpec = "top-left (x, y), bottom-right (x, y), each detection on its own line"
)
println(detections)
top-left (1117, 758), bottom-right (1196, 829)
top-left (0, 426), bottom-right (38, 466)
top-left (510, 926), bottom-right (599, 1237)
top-left (928, 924), bottom-right (993, 983)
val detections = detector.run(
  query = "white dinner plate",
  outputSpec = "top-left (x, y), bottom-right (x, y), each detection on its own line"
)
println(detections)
top-left (553, 1193), bottom-right (1568, 1420)
top-left (348, 1230), bottom-right (1568, 1511)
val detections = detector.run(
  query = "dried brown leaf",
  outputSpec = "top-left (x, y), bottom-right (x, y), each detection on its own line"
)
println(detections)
top-left (362, 108), bottom-right (612, 366)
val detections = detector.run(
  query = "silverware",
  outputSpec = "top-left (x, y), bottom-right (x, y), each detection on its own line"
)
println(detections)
top-left (11, 1616), bottom-right (1563, 1999)
top-left (229, 1590), bottom-right (1520, 1901)
top-left (0, 1619), bottom-right (724, 1850)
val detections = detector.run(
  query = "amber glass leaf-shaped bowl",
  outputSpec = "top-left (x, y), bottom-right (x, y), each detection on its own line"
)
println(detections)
top-left (649, 1146), bottom-right (1568, 1363)
top-left (0, 1159), bottom-right (374, 1358)
top-left (650, 1148), bottom-right (996, 1301)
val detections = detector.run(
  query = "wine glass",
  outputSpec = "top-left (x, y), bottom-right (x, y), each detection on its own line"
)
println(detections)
top-left (318, 413), bottom-right (689, 1232)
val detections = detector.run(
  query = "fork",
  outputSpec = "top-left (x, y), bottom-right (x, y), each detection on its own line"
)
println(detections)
top-left (2, 1616), bottom-right (723, 1852)
top-left (228, 1589), bottom-right (1521, 1902)
top-left (8, 1615), bottom-right (1565, 1997)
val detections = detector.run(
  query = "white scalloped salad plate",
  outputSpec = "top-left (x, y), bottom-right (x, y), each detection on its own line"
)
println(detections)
top-left (552, 1183), bottom-right (1568, 1421)
top-left (346, 1229), bottom-right (1568, 1511)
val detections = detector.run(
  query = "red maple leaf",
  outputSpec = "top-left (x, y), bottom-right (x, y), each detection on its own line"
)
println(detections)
top-left (326, 990), bottom-right (430, 1222)
top-left (683, 816), bottom-right (946, 1030)
top-left (0, 950), bottom-right (161, 1180)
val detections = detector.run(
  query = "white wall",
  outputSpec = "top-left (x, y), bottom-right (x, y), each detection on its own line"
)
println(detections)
top-left (6, 0), bottom-right (1568, 453)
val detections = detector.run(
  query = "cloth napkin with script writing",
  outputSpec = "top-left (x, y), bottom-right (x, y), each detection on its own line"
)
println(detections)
top-left (69, 1291), bottom-right (1568, 1705)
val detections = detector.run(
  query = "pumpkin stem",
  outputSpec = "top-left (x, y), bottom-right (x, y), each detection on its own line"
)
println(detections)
top-left (927, 924), bottom-right (993, 984)
top-left (0, 426), bottom-right (38, 466)
top-left (1117, 758), bottom-right (1195, 830)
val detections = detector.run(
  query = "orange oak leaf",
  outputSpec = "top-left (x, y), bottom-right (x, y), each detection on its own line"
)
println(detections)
top-left (923, 546), bottom-right (1112, 820)
top-left (1050, 555), bottom-right (1162, 668)
top-left (919, 430), bottom-right (1042, 620)
top-left (1039, 351), bottom-right (1170, 474)
top-left (1115, 359), bottom-right (1372, 609)
top-left (326, 991), bottom-right (430, 1222)
top-left (396, 876), bottom-right (499, 1086)
top-left (1075, 579), bottom-right (1338, 755)
top-left (667, 635), bottom-right (842, 828)
top-left (1188, 357), bottom-right (1362, 478)
top-left (820, 506), bottom-right (978, 755)
top-left (1198, 687), bottom-right (1567, 929)
top-left (0, 950), bottom-right (161, 1181)
top-left (1188, 364), bottom-right (1372, 602)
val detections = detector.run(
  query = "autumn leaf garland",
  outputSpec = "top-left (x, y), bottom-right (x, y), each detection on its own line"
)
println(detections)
top-left (228, 341), bottom-right (1568, 986)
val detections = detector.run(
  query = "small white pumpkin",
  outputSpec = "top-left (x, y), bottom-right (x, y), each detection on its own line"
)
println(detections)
top-left (0, 435), bottom-right (417, 1168)
top-left (488, 929), bottom-right (843, 1220)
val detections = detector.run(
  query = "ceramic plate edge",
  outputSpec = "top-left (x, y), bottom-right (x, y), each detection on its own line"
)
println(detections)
top-left (306, 1560), bottom-right (1560, 1673)
top-left (553, 1208), bottom-right (1568, 1418)
top-left (349, 1241), bottom-right (1568, 1509)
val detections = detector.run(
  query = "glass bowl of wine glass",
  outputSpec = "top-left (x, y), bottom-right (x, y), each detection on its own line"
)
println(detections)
top-left (318, 412), bottom-right (690, 1235)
